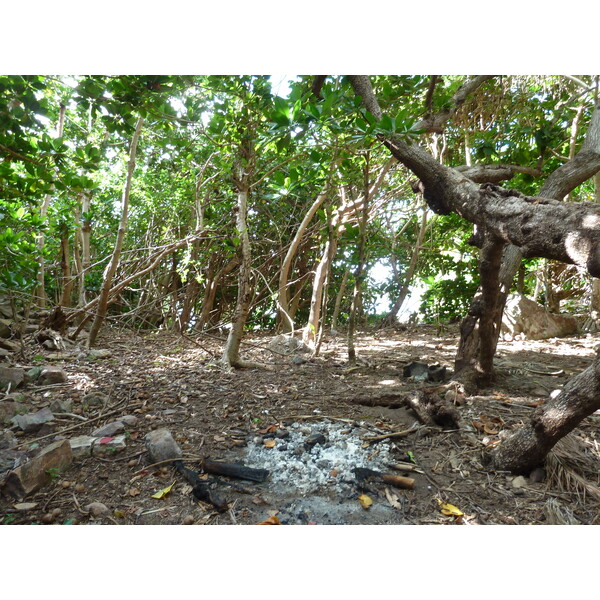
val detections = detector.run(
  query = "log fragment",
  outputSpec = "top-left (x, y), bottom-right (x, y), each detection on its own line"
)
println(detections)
top-left (201, 459), bottom-right (269, 482)
top-left (353, 467), bottom-right (415, 490)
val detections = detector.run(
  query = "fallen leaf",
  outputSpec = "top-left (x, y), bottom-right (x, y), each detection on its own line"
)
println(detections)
top-left (329, 469), bottom-right (339, 478)
top-left (266, 425), bottom-right (278, 433)
top-left (129, 487), bottom-right (140, 497)
top-left (152, 481), bottom-right (175, 499)
top-left (113, 509), bottom-right (126, 518)
top-left (436, 498), bottom-right (464, 516)
top-left (263, 439), bottom-right (276, 448)
top-left (258, 515), bottom-right (281, 525)
top-left (13, 502), bottom-right (38, 512)
top-left (358, 494), bottom-right (373, 509)
top-left (384, 488), bottom-right (402, 510)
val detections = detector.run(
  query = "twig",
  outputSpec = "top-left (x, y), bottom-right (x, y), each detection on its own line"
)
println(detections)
top-left (361, 425), bottom-right (423, 443)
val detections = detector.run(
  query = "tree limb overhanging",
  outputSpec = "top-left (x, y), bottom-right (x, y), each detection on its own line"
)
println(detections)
top-left (346, 74), bottom-right (600, 473)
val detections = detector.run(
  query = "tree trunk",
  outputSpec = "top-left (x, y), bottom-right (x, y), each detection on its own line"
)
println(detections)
top-left (278, 188), bottom-right (329, 332)
top-left (348, 155), bottom-right (371, 363)
top-left (87, 117), bottom-right (144, 347)
top-left (488, 349), bottom-right (600, 473)
top-left (331, 270), bottom-right (349, 331)
top-left (221, 164), bottom-right (252, 369)
top-left (380, 209), bottom-right (429, 327)
top-left (347, 76), bottom-right (600, 472)
top-left (35, 103), bottom-right (66, 309)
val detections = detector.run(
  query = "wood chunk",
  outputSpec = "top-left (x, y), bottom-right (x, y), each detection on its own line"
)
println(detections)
top-left (354, 467), bottom-right (415, 490)
top-left (202, 460), bottom-right (269, 482)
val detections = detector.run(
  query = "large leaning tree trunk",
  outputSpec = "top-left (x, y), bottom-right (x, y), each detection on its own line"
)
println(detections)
top-left (347, 75), bottom-right (600, 472)
top-left (456, 99), bottom-right (600, 376)
top-left (87, 116), bottom-right (144, 348)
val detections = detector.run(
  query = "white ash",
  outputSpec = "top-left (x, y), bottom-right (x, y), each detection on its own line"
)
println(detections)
top-left (244, 421), bottom-right (395, 494)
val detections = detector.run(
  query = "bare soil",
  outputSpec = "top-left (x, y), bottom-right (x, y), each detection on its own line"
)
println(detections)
top-left (2, 324), bottom-right (600, 525)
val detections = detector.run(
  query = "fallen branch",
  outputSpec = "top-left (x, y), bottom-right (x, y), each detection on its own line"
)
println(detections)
top-left (361, 425), bottom-right (422, 444)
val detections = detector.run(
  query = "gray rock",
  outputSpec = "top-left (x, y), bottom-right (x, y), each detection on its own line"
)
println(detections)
top-left (292, 355), bottom-right (307, 365)
top-left (38, 367), bottom-right (68, 385)
top-left (0, 339), bottom-right (20, 353)
top-left (145, 429), bottom-right (182, 463)
top-left (268, 334), bottom-right (311, 355)
top-left (502, 294), bottom-right (578, 340)
top-left (119, 415), bottom-right (138, 427)
top-left (305, 433), bottom-right (327, 449)
top-left (69, 435), bottom-right (97, 459)
top-left (92, 434), bottom-right (126, 456)
top-left (85, 502), bottom-right (110, 517)
top-left (1, 439), bottom-right (73, 499)
top-left (92, 421), bottom-right (125, 437)
top-left (10, 407), bottom-right (55, 433)
top-left (0, 429), bottom-right (18, 449)
top-left (83, 392), bottom-right (108, 407)
top-left (0, 318), bottom-right (12, 338)
top-left (0, 367), bottom-right (25, 391)
top-left (512, 475), bottom-right (528, 489)
top-left (50, 398), bottom-right (74, 413)
top-left (0, 448), bottom-right (27, 475)
top-left (89, 349), bottom-right (112, 359)
top-left (0, 401), bottom-right (25, 425)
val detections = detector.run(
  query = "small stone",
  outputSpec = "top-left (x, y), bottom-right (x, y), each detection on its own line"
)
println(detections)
top-left (82, 392), bottom-right (108, 407)
top-left (292, 355), bottom-right (307, 365)
top-left (38, 367), bottom-right (68, 385)
top-left (145, 429), bottom-right (182, 463)
top-left (69, 435), bottom-right (96, 459)
top-left (0, 367), bottom-right (25, 391)
top-left (0, 429), bottom-right (18, 450)
top-left (85, 502), bottom-right (109, 517)
top-left (50, 398), bottom-right (74, 413)
top-left (119, 415), bottom-right (138, 427)
top-left (89, 349), bottom-right (112, 359)
top-left (10, 407), bottom-right (55, 433)
top-left (41, 513), bottom-right (55, 524)
top-left (512, 475), bottom-right (527, 489)
top-left (13, 502), bottom-right (38, 512)
top-left (74, 483), bottom-right (85, 492)
top-left (182, 515), bottom-right (195, 525)
top-left (92, 434), bottom-right (127, 456)
top-left (304, 433), bottom-right (326, 449)
top-left (91, 421), bottom-right (125, 438)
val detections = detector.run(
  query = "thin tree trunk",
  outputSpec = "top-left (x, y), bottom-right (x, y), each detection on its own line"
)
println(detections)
top-left (87, 117), bottom-right (144, 347)
top-left (278, 188), bottom-right (329, 332)
top-left (35, 103), bottom-right (66, 309)
top-left (331, 270), bottom-right (349, 331)
top-left (220, 167), bottom-right (254, 368)
top-left (348, 156), bottom-right (371, 363)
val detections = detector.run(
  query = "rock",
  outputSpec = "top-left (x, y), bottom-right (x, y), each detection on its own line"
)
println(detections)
top-left (91, 421), bottom-right (125, 437)
top-left (85, 502), bottom-right (109, 517)
top-left (502, 294), bottom-right (578, 340)
top-left (0, 339), bottom-right (20, 353)
top-left (13, 502), bottom-right (38, 511)
top-left (1, 439), bottom-right (73, 499)
top-left (10, 407), bottom-right (55, 433)
top-left (0, 449), bottom-right (27, 475)
top-left (83, 392), bottom-right (108, 407)
top-left (0, 429), bottom-right (18, 449)
top-left (403, 362), bottom-right (447, 383)
top-left (0, 367), bottom-right (25, 391)
top-left (69, 435), bottom-right (97, 459)
top-left (50, 398), bottom-right (74, 413)
top-left (268, 334), bottom-right (311, 355)
top-left (25, 366), bottom-right (43, 383)
top-left (89, 349), bottom-right (112, 359)
top-left (38, 367), bottom-right (68, 385)
top-left (0, 401), bottom-right (25, 424)
top-left (292, 355), bottom-right (307, 365)
top-left (119, 415), bottom-right (138, 427)
top-left (92, 434), bottom-right (127, 456)
top-left (512, 475), bottom-right (528, 489)
top-left (0, 319), bottom-right (12, 338)
top-left (305, 433), bottom-right (327, 449)
top-left (145, 429), bottom-right (182, 463)
top-left (0, 348), bottom-right (9, 358)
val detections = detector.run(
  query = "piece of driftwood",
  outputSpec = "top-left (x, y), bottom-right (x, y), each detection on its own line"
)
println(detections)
top-left (201, 460), bottom-right (269, 483)
top-left (387, 461), bottom-right (425, 474)
top-left (353, 467), bottom-right (415, 490)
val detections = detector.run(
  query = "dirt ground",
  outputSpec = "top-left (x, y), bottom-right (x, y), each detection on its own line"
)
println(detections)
top-left (2, 323), bottom-right (600, 526)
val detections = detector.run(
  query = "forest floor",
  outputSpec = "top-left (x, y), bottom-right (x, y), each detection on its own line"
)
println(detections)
top-left (2, 323), bottom-right (600, 526)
